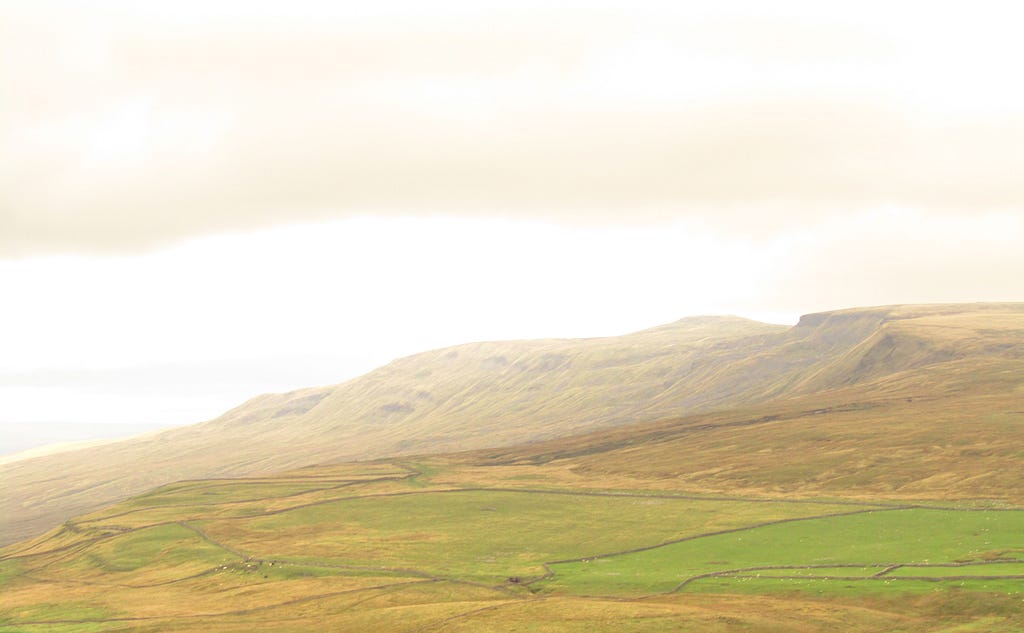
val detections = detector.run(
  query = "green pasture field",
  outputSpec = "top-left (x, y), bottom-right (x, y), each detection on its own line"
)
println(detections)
top-left (32, 523), bottom-right (234, 586)
top-left (120, 481), bottom-right (346, 508)
top-left (2, 460), bottom-right (1023, 632)
top-left (195, 490), bottom-right (873, 583)
top-left (886, 561), bottom-right (1024, 577)
top-left (68, 471), bottom-right (423, 531)
top-left (545, 508), bottom-right (1024, 595)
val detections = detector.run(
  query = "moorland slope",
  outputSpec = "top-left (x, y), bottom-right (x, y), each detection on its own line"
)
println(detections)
top-left (2, 302), bottom-right (1021, 546)
top-left (2, 452), bottom-right (1022, 631)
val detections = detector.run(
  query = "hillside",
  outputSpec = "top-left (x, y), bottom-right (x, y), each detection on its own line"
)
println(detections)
top-left (1, 302), bottom-right (1023, 631)
top-left (2, 451), bottom-right (1022, 630)
top-left (2, 302), bottom-right (1022, 546)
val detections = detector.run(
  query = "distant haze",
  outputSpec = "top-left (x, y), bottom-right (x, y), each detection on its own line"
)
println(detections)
top-left (1, 1), bottom-right (1022, 454)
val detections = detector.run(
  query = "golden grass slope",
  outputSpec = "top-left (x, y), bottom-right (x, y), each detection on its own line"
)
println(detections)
top-left (472, 305), bottom-right (1024, 503)
top-left (1, 456), bottom-right (1022, 632)
top-left (2, 303), bottom-right (1021, 547)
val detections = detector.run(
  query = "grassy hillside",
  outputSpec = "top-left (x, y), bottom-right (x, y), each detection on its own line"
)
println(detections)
top-left (1, 457), bottom-right (1021, 631)
top-left (471, 306), bottom-right (1024, 504)
top-left (2, 301), bottom-right (1022, 630)
top-left (3, 303), bottom-right (1021, 547)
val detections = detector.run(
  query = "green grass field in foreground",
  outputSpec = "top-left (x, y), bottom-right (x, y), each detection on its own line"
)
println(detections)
top-left (195, 490), bottom-right (873, 583)
top-left (545, 508), bottom-right (1024, 595)
top-left (2, 460), bottom-right (1023, 632)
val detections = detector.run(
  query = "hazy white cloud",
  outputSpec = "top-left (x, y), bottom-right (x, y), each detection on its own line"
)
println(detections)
top-left (3, 2), bottom-right (1024, 255)
top-left (754, 209), bottom-right (1024, 313)
top-left (0, 217), bottom-right (755, 372)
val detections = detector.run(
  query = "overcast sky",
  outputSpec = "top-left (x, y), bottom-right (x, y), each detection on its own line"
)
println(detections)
top-left (2, 0), bottom-right (1022, 455)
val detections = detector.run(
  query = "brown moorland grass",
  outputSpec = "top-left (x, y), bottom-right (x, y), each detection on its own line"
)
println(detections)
top-left (5, 302), bottom-right (1021, 547)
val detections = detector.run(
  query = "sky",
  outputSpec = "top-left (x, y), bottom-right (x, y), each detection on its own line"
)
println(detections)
top-left (2, 0), bottom-right (1023, 455)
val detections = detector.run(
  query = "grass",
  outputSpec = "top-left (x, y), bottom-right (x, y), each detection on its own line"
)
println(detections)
top-left (1, 303), bottom-right (1023, 630)
top-left (692, 576), bottom-right (1024, 599)
top-left (9, 302), bottom-right (1021, 552)
top-left (0, 559), bottom-right (21, 584)
top-left (1, 459), bottom-right (1022, 632)
top-left (32, 523), bottom-right (235, 587)
top-left (197, 490), bottom-right (869, 582)
top-left (122, 481), bottom-right (343, 508)
top-left (0, 601), bottom-right (117, 629)
top-left (886, 562), bottom-right (1024, 577)
top-left (545, 509), bottom-right (1024, 595)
